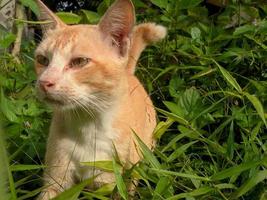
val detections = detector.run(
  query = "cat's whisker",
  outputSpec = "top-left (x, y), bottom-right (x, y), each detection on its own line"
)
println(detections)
top-left (77, 95), bottom-right (103, 114)
top-left (82, 94), bottom-right (109, 113)
top-left (68, 98), bottom-right (83, 120)
top-left (73, 97), bottom-right (96, 120)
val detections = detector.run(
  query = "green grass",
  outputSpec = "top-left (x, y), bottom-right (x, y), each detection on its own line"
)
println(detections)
top-left (1, 0), bottom-right (267, 199)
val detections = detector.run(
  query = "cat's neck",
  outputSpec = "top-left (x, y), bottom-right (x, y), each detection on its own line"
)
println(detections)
top-left (55, 103), bottom-right (114, 126)
top-left (52, 105), bottom-right (116, 143)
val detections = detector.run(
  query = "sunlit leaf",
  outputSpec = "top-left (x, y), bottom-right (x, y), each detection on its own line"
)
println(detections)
top-left (244, 92), bottom-right (267, 127)
top-left (56, 12), bottom-right (81, 24)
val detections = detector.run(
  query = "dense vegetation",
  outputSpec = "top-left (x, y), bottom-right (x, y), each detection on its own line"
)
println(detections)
top-left (1, 0), bottom-right (267, 199)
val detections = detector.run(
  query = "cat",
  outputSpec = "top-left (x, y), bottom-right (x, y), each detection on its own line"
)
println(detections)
top-left (35, 0), bottom-right (166, 199)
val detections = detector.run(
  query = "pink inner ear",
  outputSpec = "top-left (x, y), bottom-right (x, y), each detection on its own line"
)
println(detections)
top-left (98, 0), bottom-right (135, 56)
top-left (113, 34), bottom-right (129, 56)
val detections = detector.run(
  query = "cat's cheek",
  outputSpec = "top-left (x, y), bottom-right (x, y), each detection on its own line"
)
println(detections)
top-left (35, 84), bottom-right (46, 101)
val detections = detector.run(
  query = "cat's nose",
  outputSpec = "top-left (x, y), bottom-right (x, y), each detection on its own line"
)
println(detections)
top-left (39, 80), bottom-right (55, 92)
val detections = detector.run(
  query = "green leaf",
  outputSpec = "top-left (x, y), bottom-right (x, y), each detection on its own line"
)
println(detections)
top-left (132, 0), bottom-right (147, 8)
top-left (153, 118), bottom-right (174, 139)
top-left (233, 25), bottom-right (255, 36)
top-left (0, 89), bottom-right (18, 123)
top-left (81, 160), bottom-right (114, 172)
top-left (95, 183), bottom-right (116, 195)
top-left (167, 141), bottom-right (197, 162)
top-left (191, 27), bottom-right (201, 40)
top-left (53, 178), bottom-right (95, 200)
top-left (0, 128), bottom-right (13, 200)
top-left (232, 170), bottom-right (267, 198)
top-left (164, 88), bottom-right (204, 121)
top-left (20, 0), bottom-right (39, 16)
top-left (153, 176), bottom-right (171, 200)
top-left (250, 122), bottom-right (262, 141)
top-left (19, 186), bottom-right (45, 200)
top-left (56, 12), bottom-right (81, 24)
top-left (0, 34), bottom-right (16, 49)
top-left (82, 191), bottom-right (110, 200)
top-left (214, 60), bottom-right (242, 93)
top-left (150, 0), bottom-right (168, 9)
top-left (164, 101), bottom-right (184, 117)
top-left (177, 88), bottom-right (202, 118)
top-left (112, 158), bottom-right (127, 200)
top-left (226, 121), bottom-right (234, 160)
top-left (168, 76), bottom-right (185, 98)
top-left (133, 132), bottom-right (161, 169)
top-left (178, 0), bottom-right (203, 9)
top-left (80, 10), bottom-right (100, 24)
top-left (166, 187), bottom-right (214, 200)
top-left (161, 132), bottom-right (188, 153)
top-left (190, 68), bottom-right (215, 79)
top-left (214, 183), bottom-right (236, 189)
top-left (156, 108), bottom-right (189, 126)
top-left (149, 168), bottom-right (211, 182)
top-left (9, 164), bottom-right (45, 171)
top-left (244, 92), bottom-right (267, 127)
top-left (211, 160), bottom-right (262, 181)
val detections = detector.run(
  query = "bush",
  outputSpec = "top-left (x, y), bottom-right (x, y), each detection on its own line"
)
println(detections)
top-left (0, 0), bottom-right (267, 199)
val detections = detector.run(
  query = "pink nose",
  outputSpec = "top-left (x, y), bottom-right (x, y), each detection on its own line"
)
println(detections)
top-left (39, 80), bottom-right (55, 92)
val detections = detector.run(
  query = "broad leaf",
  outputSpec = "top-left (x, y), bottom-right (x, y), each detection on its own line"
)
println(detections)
top-left (20, 0), bottom-right (39, 16)
top-left (56, 12), bottom-right (81, 24)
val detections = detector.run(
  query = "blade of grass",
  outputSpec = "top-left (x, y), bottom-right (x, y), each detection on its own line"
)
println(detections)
top-left (112, 158), bottom-right (127, 200)
top-left (95, 183), bottom-right (116, 195)
top-left (166, 187), bottom-right (214, 200)
top-left (212, 59), bottom-right (242, 93)
top-left (81, 161), bottom-right (114, 172)
top-left (153, 176), bottom-right (171, 200)
top-left (226, 121), bottom-right (234, 160)
top-left (231, 170), bottom-right (267, 199)
top-left (10, 164), bottom-right (45, 172)
top-left (161, 132), bottom-right (188, 153)
top-left (0, 128), bottom-right (11, 200)
top-left (18, 185), bottom-right (46, 200)
top-left (156, 108), bottom-right (189, 126)
top-left (211, 160), bottom-right (262, 181)
top-left (244, 92), bottom-right (267, 127)
top-left (149, 168), bottom-right (211, 182)
top-left (133, 132), bottom-right (161, 169)
top-left (167, 141), bottom-right (197, 162)
top-left (53, 177), bottom-right (95, 200)
top-left (153, 118), bottom-right (174, 139)
top-left (190, 68), bottom-right (216, 79)
top-left (82, 191), bottom-right (110, 200)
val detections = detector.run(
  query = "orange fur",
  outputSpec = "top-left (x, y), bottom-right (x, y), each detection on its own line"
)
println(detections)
top-left (35, 0), bottom-right (166, 199)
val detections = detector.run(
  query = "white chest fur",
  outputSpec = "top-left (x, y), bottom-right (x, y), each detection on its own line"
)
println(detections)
top-left (51, 110), bottom-right (117, 180)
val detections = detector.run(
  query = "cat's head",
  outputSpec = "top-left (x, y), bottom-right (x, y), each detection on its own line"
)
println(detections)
top-left (35, 0), bottom-right (135, 112)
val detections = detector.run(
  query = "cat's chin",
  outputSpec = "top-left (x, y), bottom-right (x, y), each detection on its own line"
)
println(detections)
top-left (49, 102), bottom-right (78, 113)
top-left (48, 101), bottom-right (86, 112)
top-left (43, 96), bottom-right (65, 108)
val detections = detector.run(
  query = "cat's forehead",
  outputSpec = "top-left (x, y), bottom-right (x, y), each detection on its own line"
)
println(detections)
top-left (37, 25), bottom-right (99, 53)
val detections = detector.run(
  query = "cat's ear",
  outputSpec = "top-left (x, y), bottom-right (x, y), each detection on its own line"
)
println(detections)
top-left (98, 0), bottom-right (135, 56)
top-left (36, 0), bottom-right (66, 34)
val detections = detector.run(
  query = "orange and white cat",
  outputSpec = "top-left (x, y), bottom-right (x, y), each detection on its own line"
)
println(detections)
top-left (35, 0), bottom-right (166, 199)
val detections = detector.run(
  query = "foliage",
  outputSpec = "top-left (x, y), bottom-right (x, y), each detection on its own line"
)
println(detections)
top-left (1, 0), bottom-right (267, 199)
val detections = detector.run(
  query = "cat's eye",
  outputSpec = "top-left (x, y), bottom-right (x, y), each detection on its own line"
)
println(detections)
top-left (70, 57), bottom-right (90, 68)
top-left (36, 55), bottom-right (49, 66)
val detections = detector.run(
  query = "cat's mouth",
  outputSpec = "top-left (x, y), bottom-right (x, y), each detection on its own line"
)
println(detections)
top-left (43, 96), bottom-right (65, 106)
top-left (37, 87), bottom-right (65, 106)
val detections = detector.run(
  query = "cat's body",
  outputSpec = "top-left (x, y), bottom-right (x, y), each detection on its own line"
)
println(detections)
top-left (35, 0), bottom-right (166, 199)
top-left (44, 74), bottom-right (156, 188)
